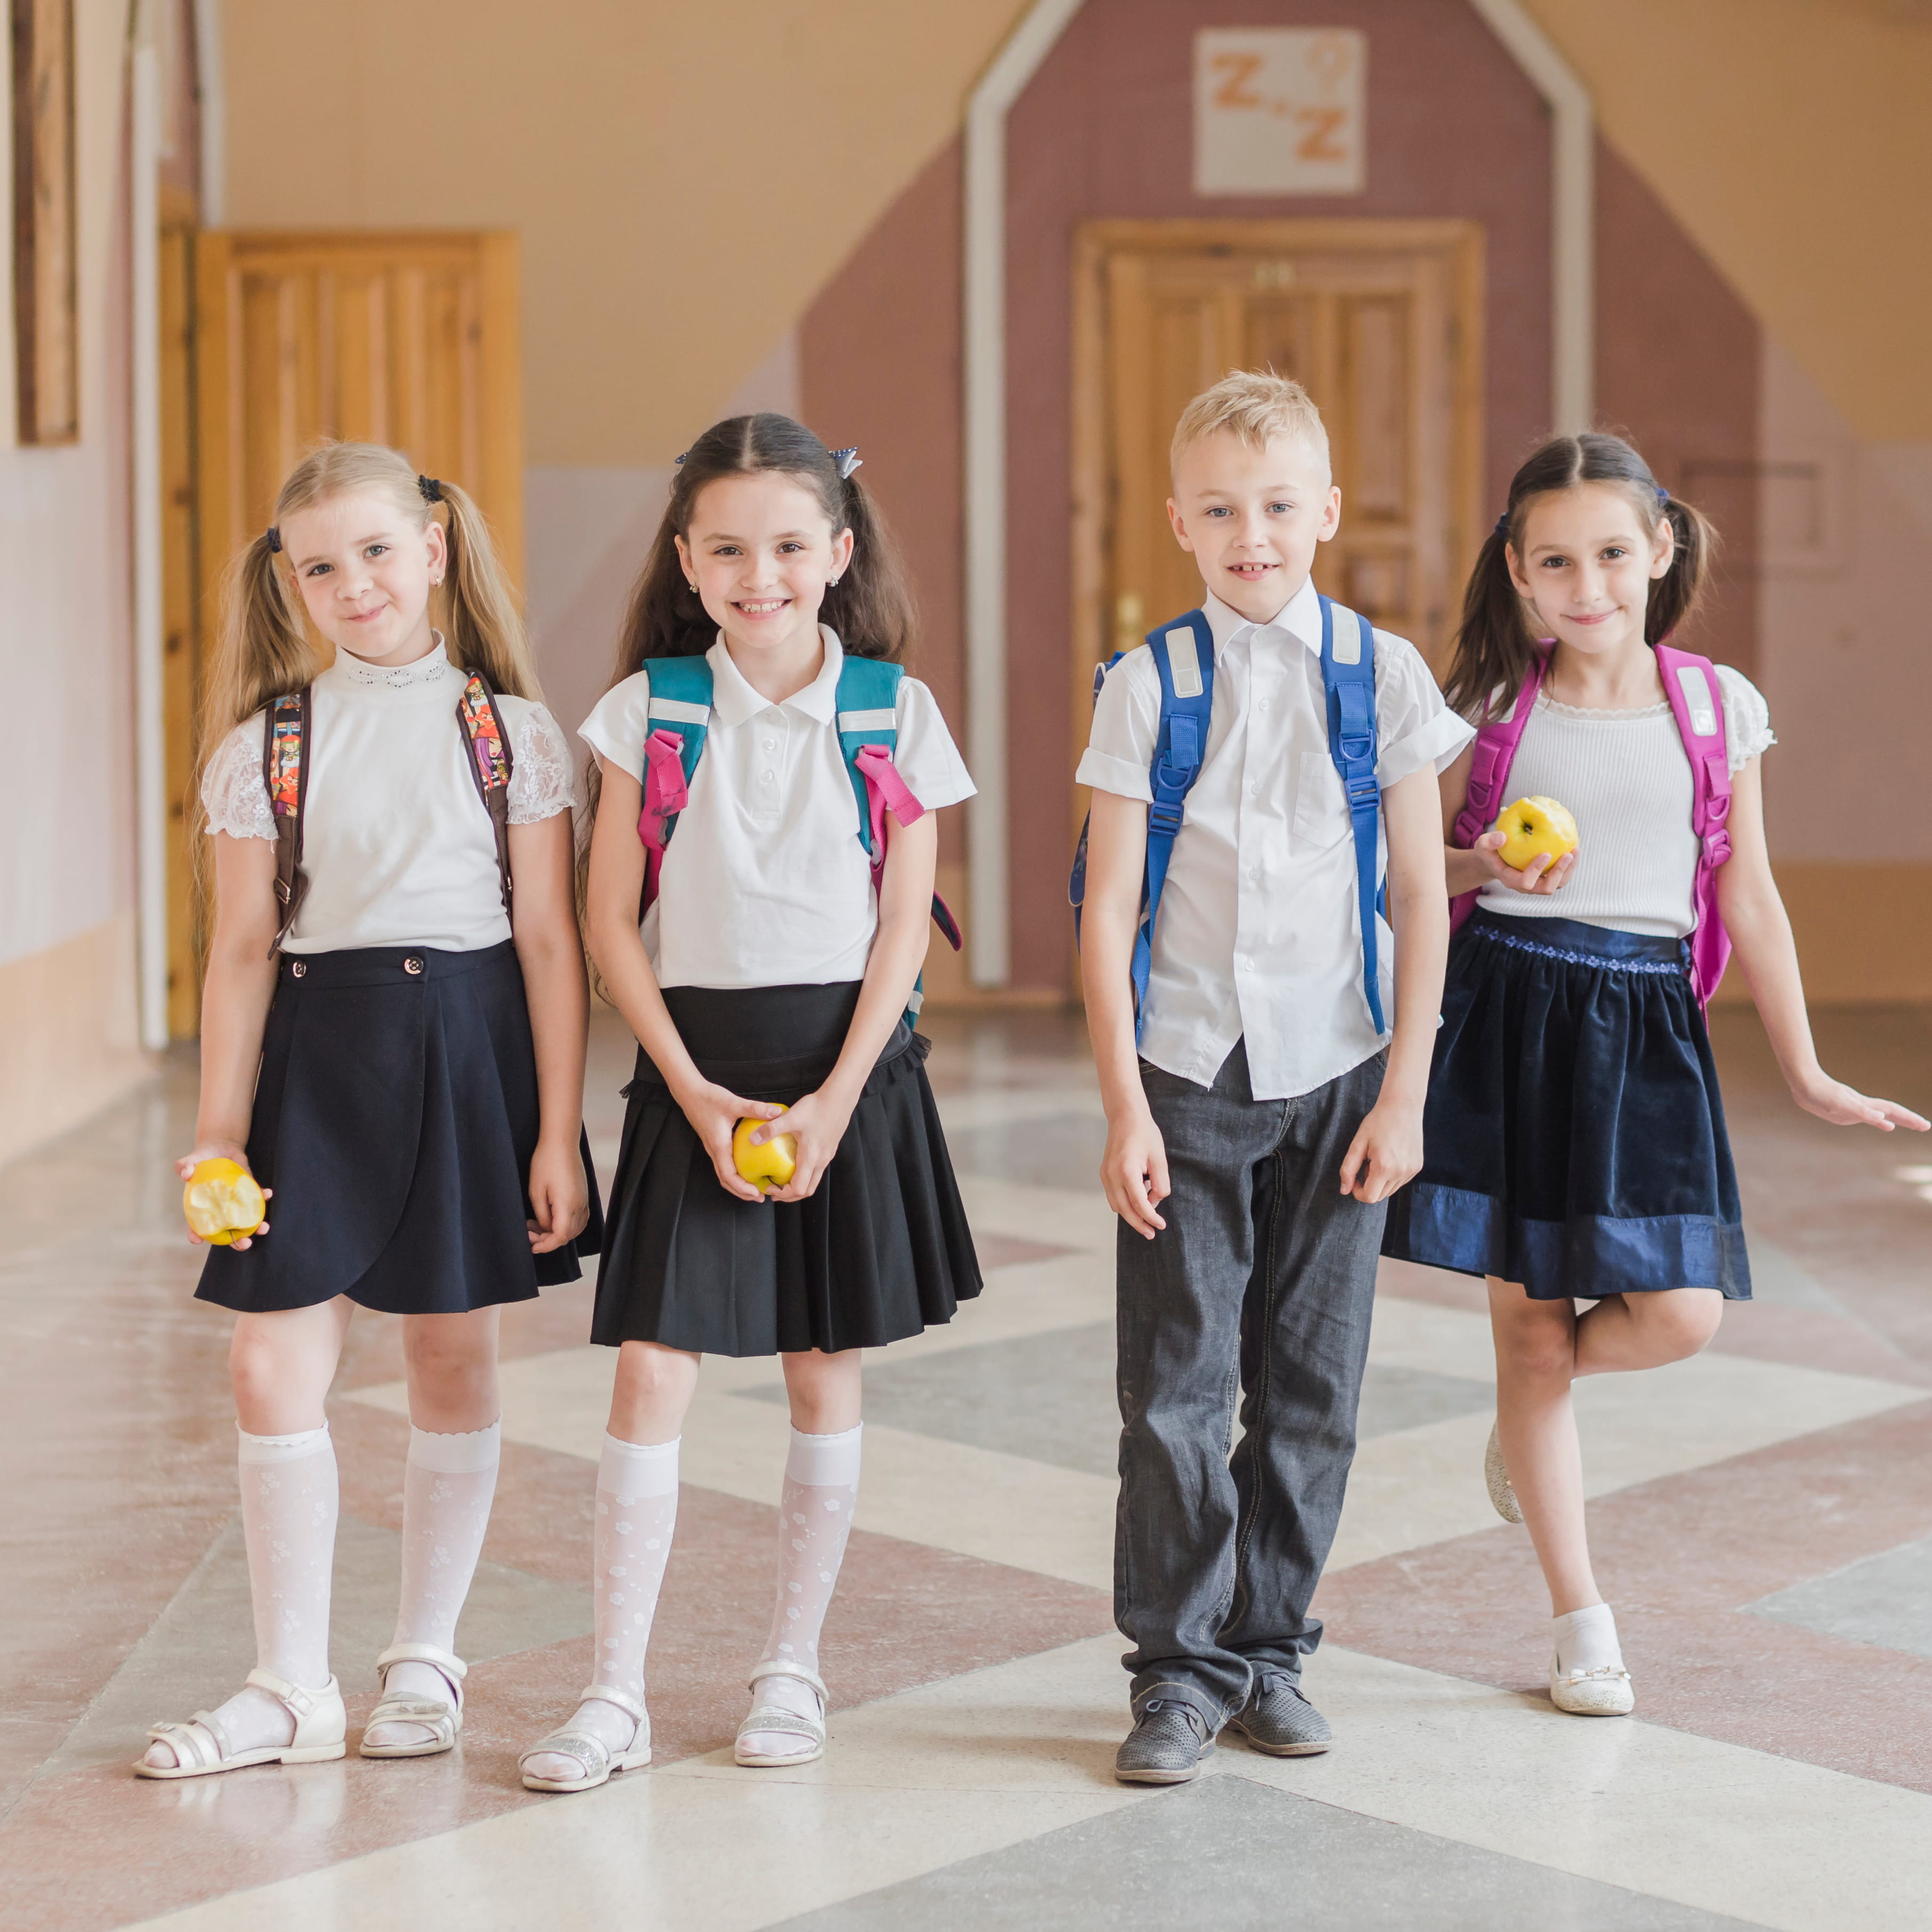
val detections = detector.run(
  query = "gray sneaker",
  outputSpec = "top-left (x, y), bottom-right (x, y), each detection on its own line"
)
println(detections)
top-left (1114, 1699), bottom-right (1215, 1785)
top-left (1224, 1675), bottom-right (1333, 1756)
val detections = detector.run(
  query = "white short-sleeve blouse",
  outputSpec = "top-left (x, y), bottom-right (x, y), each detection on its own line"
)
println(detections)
top-left (578, 628), bottom-right (975, 990)
top-left (200, 641), bottom-right (578, 954)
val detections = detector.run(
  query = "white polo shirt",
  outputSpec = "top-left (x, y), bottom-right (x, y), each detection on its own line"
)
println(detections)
top-left (579, 628), bottom-right (975, 990)
top-left (1077, 579), bottom-right (1473, 1101)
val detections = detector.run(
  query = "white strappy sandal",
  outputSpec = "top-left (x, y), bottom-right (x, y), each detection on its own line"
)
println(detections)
top-left (359, 1642), bottom-right (466, 1758)
top-left (519, 1684), bottom-right (652, 1793)
top-left (734, 1660), bottom-right (828, 1768)
top-left (133, 1669), bottom-right (347, 1779)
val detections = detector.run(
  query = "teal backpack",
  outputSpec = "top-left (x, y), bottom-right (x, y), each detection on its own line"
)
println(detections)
top-left (634, 654), bottom-right (961, 1028)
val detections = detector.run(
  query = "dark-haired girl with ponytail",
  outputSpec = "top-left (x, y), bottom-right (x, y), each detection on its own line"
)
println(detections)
top-left (140, 443), bottom-right (600, 1779)
top-left (518, 414), bottom-right (980, 1793)
top-left (1383, 431), bottom-right (1925, 1719)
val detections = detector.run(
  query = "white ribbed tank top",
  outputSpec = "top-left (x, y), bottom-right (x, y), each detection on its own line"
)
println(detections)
top-left (1473, 665), bottom-right (1773, 938)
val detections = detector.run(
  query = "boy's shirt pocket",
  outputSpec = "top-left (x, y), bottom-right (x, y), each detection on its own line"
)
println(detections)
top-left (1292, 749), bottom-right (1349, 855)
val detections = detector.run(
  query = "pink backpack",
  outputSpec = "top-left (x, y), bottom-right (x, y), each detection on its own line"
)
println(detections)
top-left (1449, 643), bottom-right (1734, 1007)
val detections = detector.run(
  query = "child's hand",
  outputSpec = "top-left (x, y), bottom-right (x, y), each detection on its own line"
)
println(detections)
top-left (1101, 1108), bottom-right (1169, 1239)
top-left (757, 1088), bottom-right (855, 1204)
top-left (1471, 827), bottom-right (1576, 896)
top-left (175, 1141), bottom-right (272, 1250)
top-left (527, 1137), bottom-right (591, 1253)
top-left (676, 1080), bottom-right (786, 1203)
top-left (1790, 1073), bottom-right (1930, 1134)
top-left (1338, 1097), bottom-right (1423, 1204)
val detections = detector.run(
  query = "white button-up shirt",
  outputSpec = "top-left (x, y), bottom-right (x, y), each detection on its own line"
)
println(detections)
top-left (579, 628), bottom-right (974, 989)
top-left (1076, 579), bottom-right (1473, 1101)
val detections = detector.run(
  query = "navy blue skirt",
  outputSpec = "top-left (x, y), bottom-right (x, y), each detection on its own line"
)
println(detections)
top-left (197, 941), bottom-right (603, 1316)
top-left (592, 982), bottom-right (981, 1357)
top-left (1382, 909), bottom-right (1750, 1300)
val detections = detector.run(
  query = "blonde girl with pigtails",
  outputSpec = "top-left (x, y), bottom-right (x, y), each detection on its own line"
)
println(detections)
top-left (137, 442), bottom-right (601, 1780)
top-left (1383, 431), bottom-right (1925, 1719)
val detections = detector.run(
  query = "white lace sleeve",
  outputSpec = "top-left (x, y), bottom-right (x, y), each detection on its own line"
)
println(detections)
top-left (506, 702), bottom-right (581, 823)
top-left (201, 721), bottom-right (276, 839)
top-left (1714, 665), bottom-right (1775, 773)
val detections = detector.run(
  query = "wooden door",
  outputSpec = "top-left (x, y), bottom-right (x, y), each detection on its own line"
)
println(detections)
top-left (163, 229), bottom-right (522, 1034)
top-left (1073, 220), bottom-right (1483, 748)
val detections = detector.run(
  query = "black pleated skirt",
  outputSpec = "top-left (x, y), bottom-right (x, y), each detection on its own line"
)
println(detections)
top-left (592, 982), bottom-right (981, 1357)
top-left (197, 942), bottom-right (603, 1316)
top-left (1381, 909), bottom-right (1750, 1300)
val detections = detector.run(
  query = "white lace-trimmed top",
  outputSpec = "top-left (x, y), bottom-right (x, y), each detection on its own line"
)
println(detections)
top-left (201, 640), bottom-right (578, 954)
top-left (1472, 664), bottom-right (1774, 939)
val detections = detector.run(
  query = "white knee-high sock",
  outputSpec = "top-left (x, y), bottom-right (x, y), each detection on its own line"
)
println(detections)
top-left (364, 1422), bottom-right (501, 1746)
top-left (522, 1434), bottom-right (678, 1778)
top-left (146, 1423), bottom-right (339, 1768)
top-left (741, 1424), bottom-right (861, 1746)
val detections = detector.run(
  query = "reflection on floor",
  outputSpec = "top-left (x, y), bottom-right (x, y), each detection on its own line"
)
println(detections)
top-left (1, 1004), bottom-right (1929, 1930)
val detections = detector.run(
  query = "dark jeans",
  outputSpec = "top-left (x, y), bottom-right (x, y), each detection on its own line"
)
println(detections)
top-left (1115, 1042), bottom-right (1387, 1729)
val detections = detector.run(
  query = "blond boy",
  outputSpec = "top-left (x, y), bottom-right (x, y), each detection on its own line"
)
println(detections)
top-left (1078, 372), bottom-right (1470, 1782)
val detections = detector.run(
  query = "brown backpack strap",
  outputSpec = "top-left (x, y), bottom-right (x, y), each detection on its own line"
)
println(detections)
top-left (456, 671), bottom-right (515, 915)
top-left (262, 687), bottom-right (312, 957)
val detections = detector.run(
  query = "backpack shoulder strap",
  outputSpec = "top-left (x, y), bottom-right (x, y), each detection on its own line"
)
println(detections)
top-left (455, 671), bottom-right (516, 914)
top-left (1654, 643), bottom-right (1734, 1007)
top-left (263, 686), bottom-right (312, 957)
top-left (1131, 610), bottom-right (1215, 1035)
top-left (1318, 598), bottom-right (1386, 1034)
top-left (834, 656), bottom-right (906, 857)
top-left (635, 656), bottom-right (714, 913)
top-left (1453, 649), bottom-right (1548, 853)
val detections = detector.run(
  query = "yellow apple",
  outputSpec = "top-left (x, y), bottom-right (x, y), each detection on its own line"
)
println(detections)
top-left (183, 1156), bottom-right (266, 1245)
top-left (733, 1115), bottom-right (797, 1194)
top-left (1495, 795), bottom-right (1579, 873)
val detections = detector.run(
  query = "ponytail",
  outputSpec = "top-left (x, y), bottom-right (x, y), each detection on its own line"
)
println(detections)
top-left (434, 476), bottom-right (539, 700)
top-left (1443, 430), bottom-right (1720, 721)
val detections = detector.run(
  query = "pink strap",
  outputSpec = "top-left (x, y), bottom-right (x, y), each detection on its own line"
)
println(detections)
top-left (636, 728), bottom-right (692, 913)
top-left (1449, 649), bottom-right (1549, 931)
top-left (1654, 643), bottom-right (1734, 1008)
top-left (853, 743), bottom-right (924, 887)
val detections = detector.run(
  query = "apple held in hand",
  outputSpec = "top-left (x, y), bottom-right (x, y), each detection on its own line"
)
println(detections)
top-left (1495, 795), bottom-right (1578, 873)
top-left (733, 1115), bottom-right (798, 1195)
top-left (183, 1156), bottom-right (266, 1245)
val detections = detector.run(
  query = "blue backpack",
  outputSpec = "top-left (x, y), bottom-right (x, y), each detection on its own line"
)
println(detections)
top-left (1069, 596), bottom-right (1386, 1041)
top-left (635, 654), bottom-right (962, 1029)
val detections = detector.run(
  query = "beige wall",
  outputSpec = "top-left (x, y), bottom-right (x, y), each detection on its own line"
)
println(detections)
top-left (0, 2), bottom-right (155, 1148)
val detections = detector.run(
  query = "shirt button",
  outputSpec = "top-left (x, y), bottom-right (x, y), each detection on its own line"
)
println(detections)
top-left (763, 738), bottom-right (775, 750)
top-left (762, 769), bottom-right (775, 782)
top-left (1249, 783), bottom-right (1260, 797)
top-left (1258, 700), bottom-right (1269, 712)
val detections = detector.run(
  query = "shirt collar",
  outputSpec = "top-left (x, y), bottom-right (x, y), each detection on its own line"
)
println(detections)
top-left (705, 626), bottom-right (845, 727)
top-left (1201, 577), bottom-right (1323, 657)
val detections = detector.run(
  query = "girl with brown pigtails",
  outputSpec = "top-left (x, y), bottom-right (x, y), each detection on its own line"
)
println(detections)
top-left (137, 442), bottom-right (601, 1780)
top-left (1383, 431), bottom-right (1925, 1718)
top-left (518, 413), bottom-right (979, 1793)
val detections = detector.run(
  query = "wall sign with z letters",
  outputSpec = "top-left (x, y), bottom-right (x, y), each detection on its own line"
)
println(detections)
top-left (1195, 27), bottom-right (1366, 197)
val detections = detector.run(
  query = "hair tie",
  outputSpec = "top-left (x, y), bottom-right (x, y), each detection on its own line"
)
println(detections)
top-left (831, 446), bottom-right (862, 481)
top-left (1655, 484), bottom-right (1671, 507)
top-left (1493, 512), bottom-right (1511, 539)
top-left (673, 451), bottom-right (687, 466)
top-left (266, 527), bottom-right (282, 553)
top-left (417, 474), bottom-right (443, 504)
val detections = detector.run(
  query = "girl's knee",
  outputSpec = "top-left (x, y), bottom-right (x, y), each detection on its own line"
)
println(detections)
top-left (1645, 1290), bottom-right (1724, 1362)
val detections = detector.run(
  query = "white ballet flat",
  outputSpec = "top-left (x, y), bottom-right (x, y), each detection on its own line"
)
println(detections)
top-left (134, 1669), bottom-right (347, 1779)
top-left (1485, 1423), bottom-right (1523, 1523)
top-left (359, 1642), bottom-right (466, 1758)
top-left (734, 1660), bottom-right (827, 1769)
top-left (519, 1684), bottom-right (652, 1793)
top-left (1550, 1659), bottom-right (1636, 1716)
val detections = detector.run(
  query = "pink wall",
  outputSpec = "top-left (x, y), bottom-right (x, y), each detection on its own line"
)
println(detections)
top-left (799, 0), bottom-right (1768, 996)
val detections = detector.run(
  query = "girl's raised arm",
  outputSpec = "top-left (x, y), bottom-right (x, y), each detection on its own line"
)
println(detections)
top-left (1717, 756), bottom-right (1927, 1133)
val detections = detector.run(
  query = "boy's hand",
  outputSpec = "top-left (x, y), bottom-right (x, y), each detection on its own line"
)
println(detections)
top-left (1101, 1108), bottom-right (1171, 1239)
top-left (527, 1137), bottom-right (591, 1252)
top-left (1338, 1096), bottom-right (1423, 1205)
top-left (1471, 827), bottom-right (1576, 896)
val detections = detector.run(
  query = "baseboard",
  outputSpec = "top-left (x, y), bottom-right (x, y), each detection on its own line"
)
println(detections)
top-left (0, 915), bottom-right (157, 1169)
top-left (1710, 861), bottom-right (1932, 1006)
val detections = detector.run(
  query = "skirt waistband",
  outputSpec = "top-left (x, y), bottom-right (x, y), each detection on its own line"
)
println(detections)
top-left (277, 940), bottom-right (517, 992)
top-left (1464, 910), bottom-right (1688, 973)
top-left (634, 982), bottom-right (915, 1102)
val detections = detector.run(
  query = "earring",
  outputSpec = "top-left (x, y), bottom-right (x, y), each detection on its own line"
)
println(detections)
top-left (829, 576), bottom-right (841, 587)
top-left (687, 579), bottom-right (698, 592)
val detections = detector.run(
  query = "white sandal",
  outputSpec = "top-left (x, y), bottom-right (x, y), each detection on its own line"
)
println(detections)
top-left (133, 1669), bottom-right (347, 1779)
top-left (519, 1684), bottom-right (652, 1793)
top-left (359, 1642), bottom-right (466, 1758)
top-left (734, 1660), bottom-right (827, 1768)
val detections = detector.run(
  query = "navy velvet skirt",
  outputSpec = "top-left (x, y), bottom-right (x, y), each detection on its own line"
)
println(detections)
top-left (592, 982), bottom-right (981, 1357)
top-left (197, 941), bottom-right (603, 1316)
top-left (1382, 909), bottom-right (1750, 1300)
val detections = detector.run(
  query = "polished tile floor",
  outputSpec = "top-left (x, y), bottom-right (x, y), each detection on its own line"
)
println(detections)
top-left (2, 1004), bottom-right (1930, 1930)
